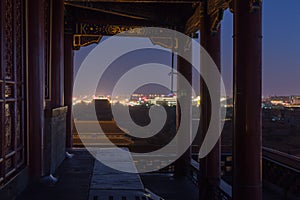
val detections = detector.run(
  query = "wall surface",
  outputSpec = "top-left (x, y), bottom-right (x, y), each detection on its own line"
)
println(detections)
top-left (44, 107), bottom-right (68, 174)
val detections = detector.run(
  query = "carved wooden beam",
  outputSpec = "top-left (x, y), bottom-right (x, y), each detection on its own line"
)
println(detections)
top-left (72, 24), bottom-right (182, 50)
top-left (74, 23), bottom-right (177, 36)
top-left (73, 34), bottom-right (179, 50)
top-left (74, 24), bottom-right (144, 36)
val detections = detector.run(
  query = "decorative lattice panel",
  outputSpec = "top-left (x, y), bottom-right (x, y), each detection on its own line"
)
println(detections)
top-left (0, 0), bottom-right (26, 185)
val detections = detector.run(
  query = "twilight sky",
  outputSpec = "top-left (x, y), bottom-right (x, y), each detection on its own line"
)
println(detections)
top-left (75, 0), bottom-right (300, 97)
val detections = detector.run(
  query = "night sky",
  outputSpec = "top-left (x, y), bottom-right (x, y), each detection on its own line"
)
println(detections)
top-left (74, 0), bottom-right (300, 97)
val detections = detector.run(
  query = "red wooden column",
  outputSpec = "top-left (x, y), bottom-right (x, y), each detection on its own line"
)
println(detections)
top-left (27, 0), bottom-right (46, 178)
top-left (64, 33), bottom-right (74, 149)
top-left (199, 2), bottom-right (221, 199)
top-left (174, 39), bottom-right (192, 177)
top-left (51, 0), bottom-right (64, 107)
top-left (233, 1), bottom-right (262, 200)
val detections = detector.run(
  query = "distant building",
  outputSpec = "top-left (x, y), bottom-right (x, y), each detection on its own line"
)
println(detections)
top-left (291, 96), bottom-right (300, 105)
top-left (94, 98), bottom-right (113, 121)
top-left (267, 96), bottom-right (292, 107)
top-left (73, 121), bottom-right (134, 147)
top-left (149, 96), bottom-right (177, 106)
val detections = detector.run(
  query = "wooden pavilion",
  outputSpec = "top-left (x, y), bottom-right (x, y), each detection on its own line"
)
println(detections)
top-left (1, 1), bottom-right (285, 200)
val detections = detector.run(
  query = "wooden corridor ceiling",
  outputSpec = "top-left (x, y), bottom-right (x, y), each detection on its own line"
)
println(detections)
top-left (65, 1), bottom-right (197, 27)
top-left (65, 0), bottom-right (200, 3)
top-left (64, 0), bottom-right (233, 49)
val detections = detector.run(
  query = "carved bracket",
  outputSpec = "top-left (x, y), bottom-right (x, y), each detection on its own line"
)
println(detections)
top-left (185, 5), bottom-right (203, 35)
top-left (73, 34), bottom-right (103, 50)
top-left (250, 0), bottom-right (262, 13)
top-left (185, 0), bottom-right (231, 35)
top-left (208, 0), bottom-right (232, 34)
top-left (208, 0), bottom-right (231, 16)
top-left (210, 8), bottom-right (224, 34)
top-left (149, 37), bottom-right (178, 50)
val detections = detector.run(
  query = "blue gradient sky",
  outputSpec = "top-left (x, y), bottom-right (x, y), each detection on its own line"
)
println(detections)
top-left (75, 0), bottom-right (300, 97)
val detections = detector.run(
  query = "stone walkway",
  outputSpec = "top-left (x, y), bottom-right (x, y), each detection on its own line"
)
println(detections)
top-left (17, 149), bottom-right (284, 200)
top-left (88, 148), bottom-right (150, 200)
top-left (17, 150), bottom-right (94, 200)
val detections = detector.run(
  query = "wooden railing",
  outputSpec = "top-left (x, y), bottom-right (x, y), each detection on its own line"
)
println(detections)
top-left (189, 147), bottom-right (300, 199)
top-left (262, 147), bottom-right (300, 199)
top-left (190, 158), bottom-right (232, 200)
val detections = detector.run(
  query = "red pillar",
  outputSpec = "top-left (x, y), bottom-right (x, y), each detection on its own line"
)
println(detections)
top-left (27, 0), bottom-right (45, 178)
top-left (64, 33), bottom-right (74, 149)
top-left (199, 2), bottom-right (221, 199)
top-left (51, 0), bottom-right (64, 107)
top-left (174, 42), bottom-right (192, 177)
top-left (233, 0), bottom-right (262, 200)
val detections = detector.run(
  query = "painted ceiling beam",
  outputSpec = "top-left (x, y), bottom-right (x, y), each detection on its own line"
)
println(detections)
top-left (65, 0), bottom-right (200, 3)
top-left (65, 2), bottom-right (148, 20)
